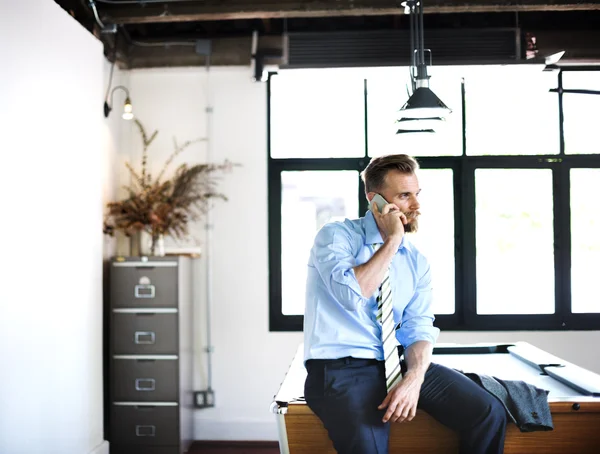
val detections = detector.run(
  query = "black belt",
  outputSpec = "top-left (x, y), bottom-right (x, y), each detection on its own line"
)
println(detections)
top-left (306, 357), bottom-right (382, 368)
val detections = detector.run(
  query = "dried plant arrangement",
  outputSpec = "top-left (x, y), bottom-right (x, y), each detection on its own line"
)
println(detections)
top-left (103, 119), bottom-right (237, 254)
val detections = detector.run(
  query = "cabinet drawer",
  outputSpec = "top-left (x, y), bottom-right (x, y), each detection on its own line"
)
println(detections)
top-left (111, 262), bottom-right (178, 308)
top-left (113, 313), bottom-right (178, 355)
top-left (110, 404), bottom-right (179, 446)
top-left (112, 358), bottom-right (178, 402)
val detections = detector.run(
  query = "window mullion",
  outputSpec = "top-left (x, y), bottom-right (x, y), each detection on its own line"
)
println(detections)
top-left (556, 163), bottom-right (572, 326)
top-left (460, 160), bottom-right (477, 326)
top-left (558, 69), bottom-right (565, 156)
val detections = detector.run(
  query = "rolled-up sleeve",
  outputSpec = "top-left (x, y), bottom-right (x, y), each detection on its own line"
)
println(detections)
top-left (312, 224), bottom-right (368, 311)
top-left (397, 263), bottom-right (440, 349)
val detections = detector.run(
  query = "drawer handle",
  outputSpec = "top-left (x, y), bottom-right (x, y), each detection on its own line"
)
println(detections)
top-left (135, 425), bottom-right (156, 437)
top-left (135, 378), bottom-right (156, 391)
top-left (134, 284), bottom-right (155, 299)
top-left (135, 331), bottom-right (156, 345)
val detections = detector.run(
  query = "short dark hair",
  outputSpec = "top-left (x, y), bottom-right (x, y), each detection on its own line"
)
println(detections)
top-left (360, 154), bottom-right (420, 194)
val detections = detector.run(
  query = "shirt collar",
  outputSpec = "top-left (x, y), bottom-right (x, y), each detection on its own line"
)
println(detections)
top-left (364, 210), bottom-right (408, 251)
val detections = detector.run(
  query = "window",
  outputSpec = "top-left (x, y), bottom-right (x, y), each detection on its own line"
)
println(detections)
top-left (408, 168), bottom-right (455, 315)
top-left (280, 170), bottom-right (359, 316)
top-left (562, 71), bottom-right (600, 155)
top-left (570, 168), bottom-right (600, 314)
top-left (475, 169), bottom-right (554, 315)
top-left (268, 66), bottom-right (600, 331)
top-left (465, 66), bottom-right (559, 156)
top-left (270, 69), bottom-right (366, 158)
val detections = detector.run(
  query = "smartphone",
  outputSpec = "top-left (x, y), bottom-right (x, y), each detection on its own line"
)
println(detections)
top-left (369, 193), bottom-right (413, 232)
top-left (369, 193), bottom-right (389, 213)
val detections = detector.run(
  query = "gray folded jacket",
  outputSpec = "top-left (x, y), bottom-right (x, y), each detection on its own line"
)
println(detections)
top-left (463, 372), bottom-right (554, 432)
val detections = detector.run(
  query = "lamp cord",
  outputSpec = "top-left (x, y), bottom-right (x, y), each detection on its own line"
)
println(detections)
top-left (88, 0), bottom-right (105, 29)
top-left (104, 31), bottom-right (119, 104)
top-left (405, 0), bottom-right (428, 85)
top-left (105, 60), bottom-right (116, 103)
top-left (418, 0), bottom-right (425, 68)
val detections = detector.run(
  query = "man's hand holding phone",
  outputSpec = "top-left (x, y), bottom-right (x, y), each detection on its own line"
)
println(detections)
top-left (354, 194), bottom-right (407, 298)
top-left (369, 194), bottom-right (407, 242)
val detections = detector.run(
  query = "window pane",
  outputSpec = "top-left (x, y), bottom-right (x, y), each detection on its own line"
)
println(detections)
top-left (281, 171), bottom-right (359, 315)
top-left (367, 66), bottom-right (463, 157)
top-left (475, 169), bottom-right (555, 314)
top-left (570, 169), bottom-right (600, 313)
top-left (270, 69), bottom-right (366, 158)
top-left (563, 71), bottom-right (600, 90)
top-left (466, 66), bottom-right (558, 156)
top-left (562, 71), bottom-right (600, 155)
top-left (409, 169), bottom-right (455, 314)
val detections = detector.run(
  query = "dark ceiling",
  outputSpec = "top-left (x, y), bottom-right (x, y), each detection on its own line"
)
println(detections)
top-left (55, 0), bottom-right (600, 70)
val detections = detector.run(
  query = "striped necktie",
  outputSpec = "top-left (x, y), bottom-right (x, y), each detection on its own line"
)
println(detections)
top-left (374, 244), bottom-right (402, 391)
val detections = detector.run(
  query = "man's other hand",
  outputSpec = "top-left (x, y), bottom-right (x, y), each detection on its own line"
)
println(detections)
top-left (377, 371), bottom-right (424, 423)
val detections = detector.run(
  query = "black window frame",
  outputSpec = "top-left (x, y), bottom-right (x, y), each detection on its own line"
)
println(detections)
top-left (268, 66), bottom-right (600, 332)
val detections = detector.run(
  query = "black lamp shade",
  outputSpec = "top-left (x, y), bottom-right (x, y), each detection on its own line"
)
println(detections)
top-left (399, 87), bottom-right (451, 119)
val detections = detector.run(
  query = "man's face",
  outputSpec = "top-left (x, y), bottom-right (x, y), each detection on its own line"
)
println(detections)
top-left (378, 170), bottom-right (421, 233)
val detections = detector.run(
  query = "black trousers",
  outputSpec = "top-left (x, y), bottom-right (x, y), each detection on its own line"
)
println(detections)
top-left (304, 357), bottom-right (507, 454)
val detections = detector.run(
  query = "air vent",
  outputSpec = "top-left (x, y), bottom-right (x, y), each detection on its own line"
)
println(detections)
top-left (285, 28), bottom-right (520, 68)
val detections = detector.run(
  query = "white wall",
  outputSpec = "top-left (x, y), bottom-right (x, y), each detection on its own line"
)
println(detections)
top-left (103, 60), bottom-right (129, 260)
top-left (117, 67), bottom-right (301, 441)
top-left (120, 66), bottom-right (600, 442)
top-left (0, 1), bottom-right (114, 453)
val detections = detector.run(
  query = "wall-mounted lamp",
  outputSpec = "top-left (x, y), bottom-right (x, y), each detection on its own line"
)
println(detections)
top-left (396, 0), bottom-right (451, 133)
top-left (104, 85), bottom-right (134, 120)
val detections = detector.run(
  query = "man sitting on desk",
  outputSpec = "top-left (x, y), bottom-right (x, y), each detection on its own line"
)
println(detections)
top-left (303, 154), bottom-right (508, 454)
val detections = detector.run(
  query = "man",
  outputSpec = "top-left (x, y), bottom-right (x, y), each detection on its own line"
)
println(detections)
top-left (303, 154), bottom-right (507, 454)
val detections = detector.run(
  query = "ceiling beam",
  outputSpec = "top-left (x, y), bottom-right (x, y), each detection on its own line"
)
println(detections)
top-left (113, 34), bottom-right (284, 69)
top-left (109, 28), bottom-right (600, 69)
top-left (98, 1), bottom-right (600, 25)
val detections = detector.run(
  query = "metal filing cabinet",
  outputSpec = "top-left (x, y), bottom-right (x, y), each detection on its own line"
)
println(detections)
top-left (108, 256), bottom-right (194, 454)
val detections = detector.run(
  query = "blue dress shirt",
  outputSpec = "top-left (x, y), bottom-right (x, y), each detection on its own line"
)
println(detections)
top-left (303, 210), bottom-right (440, 363)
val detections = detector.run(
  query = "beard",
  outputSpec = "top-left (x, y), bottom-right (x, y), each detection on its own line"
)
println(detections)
top-left (403, 211), bottom-right (420, 233)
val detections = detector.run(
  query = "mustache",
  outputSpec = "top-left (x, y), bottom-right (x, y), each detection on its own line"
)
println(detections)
top-left (404, 211), bottom-right (421, 219)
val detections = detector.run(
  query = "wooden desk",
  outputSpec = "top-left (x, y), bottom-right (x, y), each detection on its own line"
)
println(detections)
top-left (271, 342), bottom-right (600, 453)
